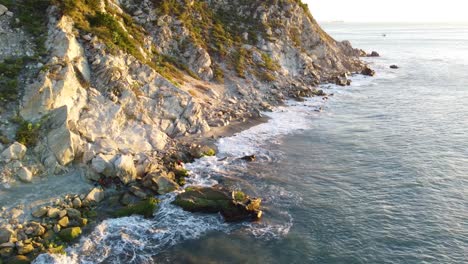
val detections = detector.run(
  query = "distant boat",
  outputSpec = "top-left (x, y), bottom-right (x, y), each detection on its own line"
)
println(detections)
top-left (382, 34), bottom-right (387, 37)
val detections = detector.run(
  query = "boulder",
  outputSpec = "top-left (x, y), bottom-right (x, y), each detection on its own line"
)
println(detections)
top-left (58, 209), bottom-right (67, 218)
top-left (156, 175), bottom-right (179, 194)
top-left (17, 166), bottom-right (33, 183)
top-left (84, 187), bottom-right (105, 204)
top-left (31, 207), bottom-right (48, 218)
top-left (65, 208), bottom-right (81, 220)
top-left (114, 155), bottom-right (137, 184)
top-left (361, 66), bottom-right (376, 76)
top-left (0, 142), bottom-right (27, 162)
top-left (16, 243), bottom-right (34, 255)
top-left (47, 208), bottom-right (60, 218)
top-left (58, 217), bottom-right (69, 227)
top-left (172, 186), bottom-right (262, 222)
top-left (312, 89), bottom-right (327, 96)
top-left (129, 186), bottom-right (147, 199)
top-left (58, 227), bottom-right (82, 242)
top-left (368, 51), bottom-right (380, 57)
top-left (72, 197), bottom-right (82, 208)
top-left (0, 5), bottom-right (7, 17)
top-left (25, 222), bottom-right (45, 236)
top-left (0, 227), bottom-right (15, 243)
top-left (334, 75), bottom-right (350, 86)
top-left (91, 154), bottom-right (116, 177)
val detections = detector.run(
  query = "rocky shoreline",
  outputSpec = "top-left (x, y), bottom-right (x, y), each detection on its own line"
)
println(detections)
top-left (0, 0), bottom-right (377, 262)
top-left (0, 75), bottom-right (373, 263)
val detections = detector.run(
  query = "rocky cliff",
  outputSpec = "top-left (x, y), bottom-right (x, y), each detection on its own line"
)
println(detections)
top-left (0, 0), bottom-right (369, 191)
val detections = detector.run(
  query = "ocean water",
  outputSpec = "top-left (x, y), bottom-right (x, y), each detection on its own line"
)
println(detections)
top-left (35, 23), bottom-right (468, 263)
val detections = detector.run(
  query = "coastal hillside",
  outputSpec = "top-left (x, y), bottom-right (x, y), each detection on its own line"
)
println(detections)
top-left (0, 0), bottom-right (369, 181)
top-left (0, 0), bottom-right (372, 262)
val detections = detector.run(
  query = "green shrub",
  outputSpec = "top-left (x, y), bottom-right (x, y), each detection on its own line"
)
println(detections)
top-left (234, 48), bottom-right (248, 78)
top-left (0, 57), bottom-right (27, 101)
top-left (15, 120), bottom-right (41, 147)
top-left (261, 53), bottom-right (280, 71)
top-left (212, 64), bottom-right (224, 83)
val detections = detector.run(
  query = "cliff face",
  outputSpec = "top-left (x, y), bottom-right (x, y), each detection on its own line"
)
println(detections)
top-left (0, 0), bottom-right (367, 184)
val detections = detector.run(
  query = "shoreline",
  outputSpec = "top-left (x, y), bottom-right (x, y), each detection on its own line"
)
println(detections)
top-left (0, 75), bottom-right (370, 263)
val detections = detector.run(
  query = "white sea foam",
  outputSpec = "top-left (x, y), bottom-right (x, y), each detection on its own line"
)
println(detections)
top-left (33, 82), bottom-right (358, 264)
top-left (217, 97), bottom-right (328, 158)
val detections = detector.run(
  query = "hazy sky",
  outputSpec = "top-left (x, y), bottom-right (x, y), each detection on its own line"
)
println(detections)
top-left (305, 0), bottom-right (468, 22)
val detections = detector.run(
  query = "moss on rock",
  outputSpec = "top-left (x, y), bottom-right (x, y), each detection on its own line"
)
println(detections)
top-left (173, 186), bottom-right (262, 222)
top-left (113, 197), bottom-right (159, 218)
top-left (58, 227), bottom-right (82, 242)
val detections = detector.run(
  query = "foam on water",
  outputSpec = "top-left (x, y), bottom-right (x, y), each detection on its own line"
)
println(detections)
top-left (33, 79), bottom-right (373, 264)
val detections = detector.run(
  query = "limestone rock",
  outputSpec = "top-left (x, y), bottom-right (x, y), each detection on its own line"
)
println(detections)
top-left (155, 176), bottom-right (179, 194)
top-left (0, 5), bottom-right (7, 17)
top-left (32, 207), bottom-right (48, 218)
top-left (72, 197), bottom-right (82, 208)
top-left (47, 208), bottom-right (60, 218)
top-left (0, 142), bottom-right (27, 162)
top-left (58, 217), bottom-right (69, 228)
top-left (25, 222), bottom-right (45, 236)
top-left (91, 154), bottom-right (116, 177)
top-left (58, 209), bottom-right (67, 218)
top-left (17, 166), bottom-right (32, 183)
top-left (84, 187), bottom-right (105, 203)
top-left (114, 155), bottom-right (137, 184)
top-left (46, 106), bottom-right (81, 166)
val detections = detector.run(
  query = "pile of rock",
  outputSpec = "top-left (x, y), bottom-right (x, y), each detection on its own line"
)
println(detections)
top-left (0, 193), bottom-right (90, 262)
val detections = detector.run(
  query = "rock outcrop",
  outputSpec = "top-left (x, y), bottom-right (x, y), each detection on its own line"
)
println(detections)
top-left (173, 186), bottom-right (262, 222)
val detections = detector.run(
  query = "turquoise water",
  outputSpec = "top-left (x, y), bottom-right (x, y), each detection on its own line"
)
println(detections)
top-left (35, 23), bottom-right (468, 263)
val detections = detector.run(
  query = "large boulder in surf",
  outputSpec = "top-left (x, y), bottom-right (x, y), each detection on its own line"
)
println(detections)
top-left (172, 186), bottom-right (262, 222)
top-left (368, 51), bottom-right (380, 57)
top-left (361, 66), bottom-right (376, 76)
